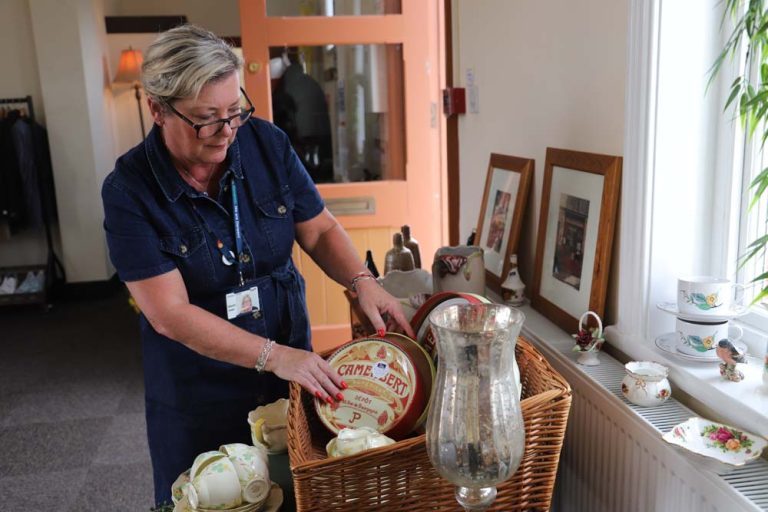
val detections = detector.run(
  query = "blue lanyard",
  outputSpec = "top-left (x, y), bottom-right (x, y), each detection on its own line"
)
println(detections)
top-left (230, 179), bottom-right (244, 286)
top-left (187, 176), bottom-right (245, 286)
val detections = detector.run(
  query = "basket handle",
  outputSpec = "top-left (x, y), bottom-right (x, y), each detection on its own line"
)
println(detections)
top-left (578, 310), bottom-right (603, 338)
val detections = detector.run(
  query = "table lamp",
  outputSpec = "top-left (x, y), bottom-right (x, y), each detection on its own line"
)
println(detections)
top-left (114, 47), bottom-right (146, 139)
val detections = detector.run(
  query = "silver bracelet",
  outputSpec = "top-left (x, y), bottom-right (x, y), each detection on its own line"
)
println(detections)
top-left (255, 339), bottom-right (275, 373)
top-left (350, 272), bottom-right (377, 292)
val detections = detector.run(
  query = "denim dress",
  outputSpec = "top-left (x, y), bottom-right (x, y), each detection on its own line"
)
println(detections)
top-left (101, 118), bottom-right (323, 505)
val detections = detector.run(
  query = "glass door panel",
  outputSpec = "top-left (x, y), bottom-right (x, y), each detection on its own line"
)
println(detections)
top-left (269, 43), bottom-right (405, 183)
top-left (267, 0), bottom-right (401, 17)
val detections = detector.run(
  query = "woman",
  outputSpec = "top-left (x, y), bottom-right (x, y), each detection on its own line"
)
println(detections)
top-left (101, 24), bottom-right (413, 506)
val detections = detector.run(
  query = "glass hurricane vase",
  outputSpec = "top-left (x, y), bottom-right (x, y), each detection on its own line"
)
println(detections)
top-left (426, 304), bottom-right (526, 511)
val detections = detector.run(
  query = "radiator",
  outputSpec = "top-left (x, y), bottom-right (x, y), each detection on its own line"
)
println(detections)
top-left (524, 335), bottom-right (768, 512)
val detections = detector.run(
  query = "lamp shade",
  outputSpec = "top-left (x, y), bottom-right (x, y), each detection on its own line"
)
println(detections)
top-left (114, 48), bottom-right (143, 83)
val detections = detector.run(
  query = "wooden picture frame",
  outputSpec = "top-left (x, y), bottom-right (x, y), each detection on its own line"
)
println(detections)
top-left (530, 147), bottom-right (622, 333)
top-left (475, 153), bottom-right (534, 293)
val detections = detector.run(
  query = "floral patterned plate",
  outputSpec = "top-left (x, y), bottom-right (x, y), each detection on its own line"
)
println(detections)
top-left (173, 482), bottom-right (283, 512)
top-left (656, 301), bottom-right (747, 322)
top-left (663, 417), bottom-right (767, 468)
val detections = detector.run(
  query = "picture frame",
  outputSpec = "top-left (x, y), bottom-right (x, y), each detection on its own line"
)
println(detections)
top-left (475, 153), bottom-right (533, 293)
top-left (530, 147), bottom-right (622, 334)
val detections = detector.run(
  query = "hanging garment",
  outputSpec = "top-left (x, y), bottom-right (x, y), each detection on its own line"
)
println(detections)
top-left (11, 116), bottom-right (57, 228)
top-left (11, 117), bottom-right (42, 227)
top-left (0, 113), bottom-right (25, 230)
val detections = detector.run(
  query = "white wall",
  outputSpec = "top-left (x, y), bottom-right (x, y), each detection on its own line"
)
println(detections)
top-left (28, 0), bottom-right (117, 282)
top-left (453, 0), bottom-right (629, 293)
top-left (0, 0), bottom-right (52, 267)
top-left (104, 0), bottom-right (240, 36)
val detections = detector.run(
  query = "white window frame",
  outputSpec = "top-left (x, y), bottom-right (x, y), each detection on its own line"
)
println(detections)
top-left (606, 0), bottom-right (768, 436)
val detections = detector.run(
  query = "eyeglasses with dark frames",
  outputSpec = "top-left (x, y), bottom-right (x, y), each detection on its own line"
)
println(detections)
top-left (163, 87), bottom-right (255, 139)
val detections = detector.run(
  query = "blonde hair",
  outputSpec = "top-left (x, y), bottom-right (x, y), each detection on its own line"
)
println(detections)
top-left (141, 24), bottom-right (242, 102)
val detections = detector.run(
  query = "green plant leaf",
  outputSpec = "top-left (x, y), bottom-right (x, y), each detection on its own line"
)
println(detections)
top-left (751, 285), bottom-right (768, 305)
top-left (750, 176), bottom-right (768, 208)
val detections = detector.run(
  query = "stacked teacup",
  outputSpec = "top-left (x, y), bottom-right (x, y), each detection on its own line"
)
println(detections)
top-left (676, 277), bottom-right (745, 358)
top-left (172, 443), bottom-right (274, 512)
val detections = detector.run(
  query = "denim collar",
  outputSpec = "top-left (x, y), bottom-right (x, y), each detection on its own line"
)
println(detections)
top-left (144, 123), bottom-right (244, 202)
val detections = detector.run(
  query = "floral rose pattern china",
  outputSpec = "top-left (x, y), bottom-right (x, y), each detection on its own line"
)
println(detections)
top-left (681, 333), bottom-right (717, 352)
top-left (681, 291), bottom-right (721, 311)
top-left (663, 417), bottom-right (767, 467)
top-left (702, 425), bottom-right (754, 453)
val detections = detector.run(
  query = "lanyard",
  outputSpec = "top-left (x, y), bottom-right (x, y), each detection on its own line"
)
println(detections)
top-left (231, 178), bottom-right (244, 285)
top-left (187, 176), bottom-right (245, 286)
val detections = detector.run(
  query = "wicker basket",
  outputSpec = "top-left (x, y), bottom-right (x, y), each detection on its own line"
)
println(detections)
top-left (287, 336), bottom-right (572, 511)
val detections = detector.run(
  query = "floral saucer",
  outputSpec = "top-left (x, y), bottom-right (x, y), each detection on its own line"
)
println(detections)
top-left (654, 333), bottom-right (748, 363)
top-left (656, 301), bottom-right (747, 322)
top-left (172, 478), bottom-right (283, 512)
top-left (663, 417), bottom-right (767, 469)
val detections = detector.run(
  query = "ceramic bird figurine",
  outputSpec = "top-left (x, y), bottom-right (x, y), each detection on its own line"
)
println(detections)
top-left (717, 339), bottom-right (746, 382)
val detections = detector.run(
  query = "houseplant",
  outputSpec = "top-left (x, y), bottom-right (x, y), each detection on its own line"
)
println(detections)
top-left (711, 0), bottom-right (768, 303)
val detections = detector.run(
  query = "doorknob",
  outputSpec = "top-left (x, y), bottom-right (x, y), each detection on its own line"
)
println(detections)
top-left (247, 62), bottom-right (262, 74)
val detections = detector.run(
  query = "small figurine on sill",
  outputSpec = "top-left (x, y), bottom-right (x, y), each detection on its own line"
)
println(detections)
top-left (501, 254), bottom-right (526, 306)
top-left (717, 338), bottom-right (746, 382)
top-left (572, 310), bottom-right (605, 366)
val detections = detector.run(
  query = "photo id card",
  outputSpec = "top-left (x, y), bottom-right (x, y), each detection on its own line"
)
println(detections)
top-left (226, 286), bottom-right (260, 320)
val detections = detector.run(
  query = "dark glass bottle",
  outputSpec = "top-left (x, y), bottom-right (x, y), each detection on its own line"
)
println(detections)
top-left (401, 225), bottom-right (421, 269)
top-left (364, 250), bottom-right (380, 278)
top-left (466, 229), bottom-right (477, 246)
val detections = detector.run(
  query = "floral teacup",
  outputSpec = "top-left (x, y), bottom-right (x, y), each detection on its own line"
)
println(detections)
top-left (219, 443), bottom-right (271, 505)
top-left (676, 317), bottom-right (742, 357)
top-left (678, 276), bottom-right (745, 316)
top-left (248, 398), bottom-right (289, 454)
top-left (187, 454), bottom-right (242, 510)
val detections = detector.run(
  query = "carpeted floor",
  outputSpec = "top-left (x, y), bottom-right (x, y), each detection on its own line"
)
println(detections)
top-left (0, 290), bottom-right (155, 511)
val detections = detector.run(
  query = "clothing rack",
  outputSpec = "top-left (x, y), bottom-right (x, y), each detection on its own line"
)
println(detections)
top-left (0, 95), bottom-right (65, 309)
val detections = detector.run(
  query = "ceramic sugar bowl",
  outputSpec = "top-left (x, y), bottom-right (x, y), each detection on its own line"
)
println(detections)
top-left (621, 361), bottom-right (671, 407)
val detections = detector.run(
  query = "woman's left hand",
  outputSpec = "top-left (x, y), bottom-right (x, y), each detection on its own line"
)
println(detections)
top-left (355, 278), bottom-right (415, 338)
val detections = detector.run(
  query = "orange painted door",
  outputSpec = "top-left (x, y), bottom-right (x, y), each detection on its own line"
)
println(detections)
top-left (239, 0), bottom-right (447, 352)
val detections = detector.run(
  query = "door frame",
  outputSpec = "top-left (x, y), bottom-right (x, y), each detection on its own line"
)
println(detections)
top-left (238, 1), bottom-right (449, 350)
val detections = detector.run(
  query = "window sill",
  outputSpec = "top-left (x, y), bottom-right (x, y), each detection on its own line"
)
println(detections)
top-left (505, 301), bottom-right (768, 441)
top-left (604, 323), bottom-right (768, 440)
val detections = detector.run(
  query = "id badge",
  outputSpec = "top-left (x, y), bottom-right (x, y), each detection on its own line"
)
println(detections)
top-left (226, 285), bottom-right (261, 320)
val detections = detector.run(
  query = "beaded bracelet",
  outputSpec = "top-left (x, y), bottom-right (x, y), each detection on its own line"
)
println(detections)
top-left (350, 271), bottom-right (377, 292)
top-left (254, 339), bottom-right (275, 373)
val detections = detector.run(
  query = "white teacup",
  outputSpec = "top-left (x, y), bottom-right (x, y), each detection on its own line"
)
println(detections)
top-left (677, 276), bottom-right (745, 316)
top-left (676, 317), bottom-right (743, 356)
top-left (187, 455), bottom-right (242, 510)
top-left (248, 398), bottom-right (289, 454)
top-left (190, 451), bottom-right (226, 480)
top-left (219, 443), bottom-right (271, 504)
top-left (326, 427), bottom-right (395, 458)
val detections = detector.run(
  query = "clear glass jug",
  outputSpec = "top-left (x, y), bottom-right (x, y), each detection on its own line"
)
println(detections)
top-left (426, 304), bottom-right (525, 511)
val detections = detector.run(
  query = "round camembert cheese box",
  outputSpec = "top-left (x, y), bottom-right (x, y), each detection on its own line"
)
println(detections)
top-left (315, 338), bottom-right (423, 440)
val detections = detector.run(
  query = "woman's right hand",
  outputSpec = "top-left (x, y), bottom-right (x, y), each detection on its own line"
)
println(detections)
top-left (266, 344), bottom-right (346, 404)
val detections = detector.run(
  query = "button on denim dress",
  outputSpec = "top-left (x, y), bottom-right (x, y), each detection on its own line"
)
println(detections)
top-left (102, 118), bottom-right (324, 505)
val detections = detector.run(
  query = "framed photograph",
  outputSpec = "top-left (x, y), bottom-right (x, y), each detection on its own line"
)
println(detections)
top-left (531, 147), bottom-right (622, 333)
top-left (475, 153), bottom-right (533, 292)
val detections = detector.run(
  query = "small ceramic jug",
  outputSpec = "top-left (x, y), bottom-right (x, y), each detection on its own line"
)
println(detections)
top-left (431, 245), bottom-right (485, 295)
top-left (621, 361), bottom-right (671, 407)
